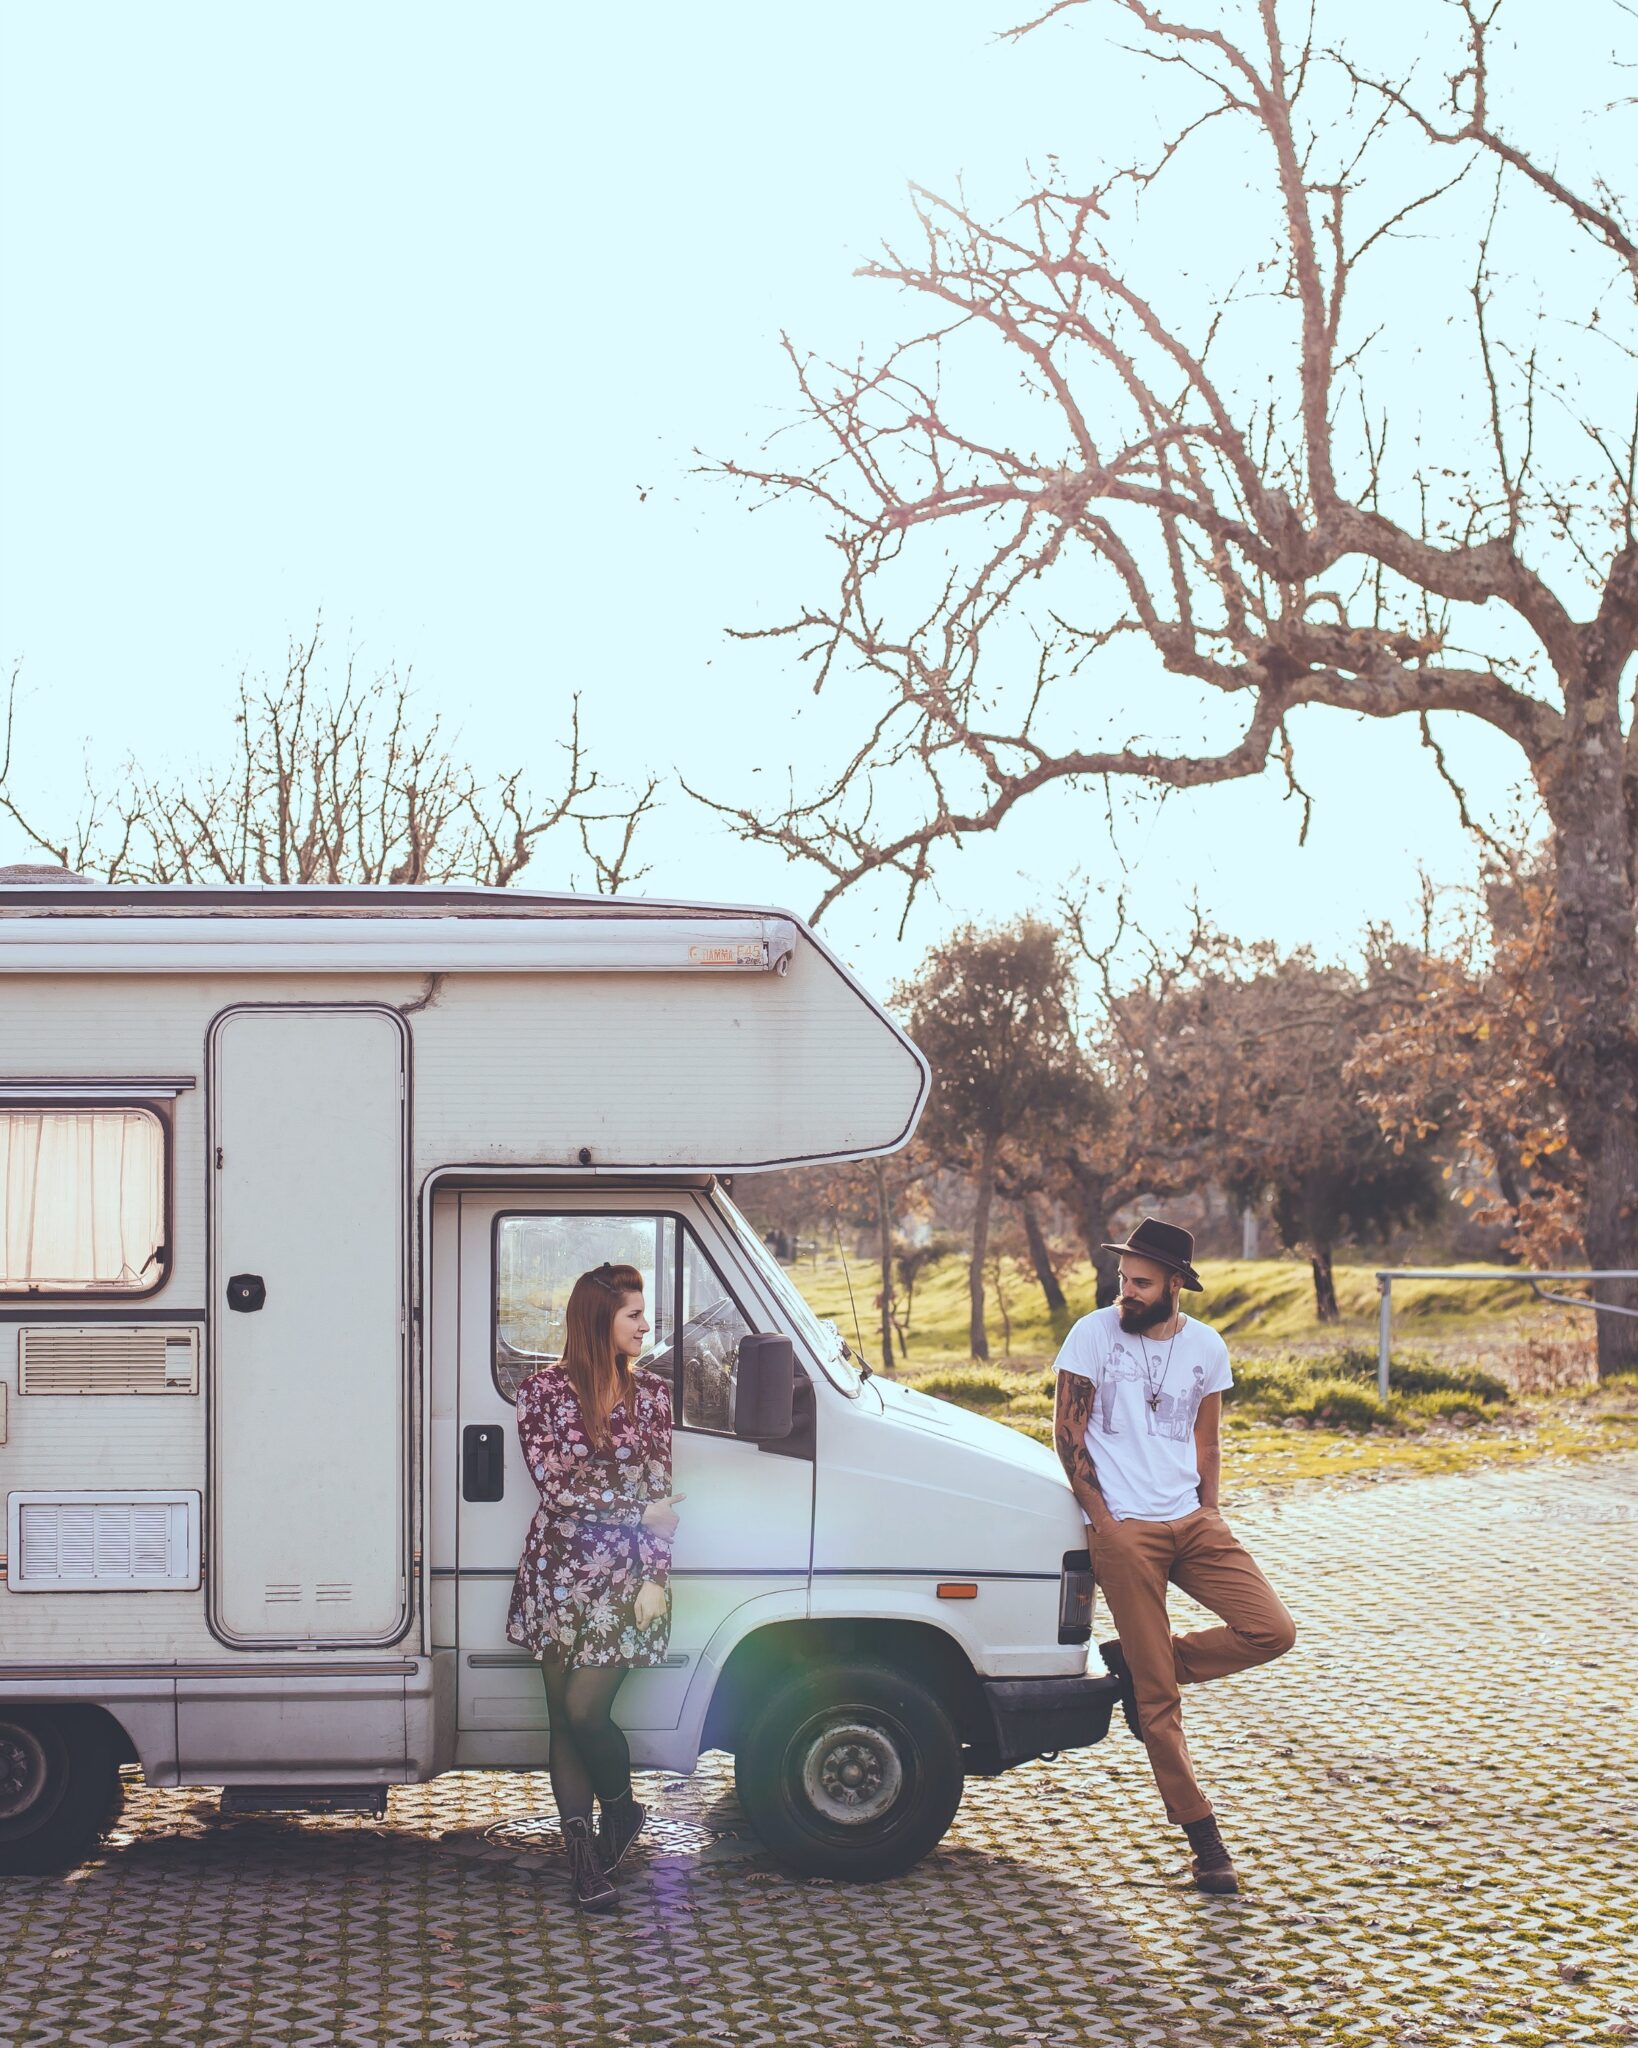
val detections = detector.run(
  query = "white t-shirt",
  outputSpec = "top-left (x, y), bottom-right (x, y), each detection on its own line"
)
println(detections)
top-left (1054, 1305), bottom-right (1233, 1521)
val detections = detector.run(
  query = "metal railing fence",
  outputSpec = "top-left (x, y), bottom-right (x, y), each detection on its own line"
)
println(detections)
top-left (1374, 1268), bottom-right (1638, 1398)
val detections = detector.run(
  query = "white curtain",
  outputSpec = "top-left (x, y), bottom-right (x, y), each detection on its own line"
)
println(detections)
top-left (0, 1111), bottom-right (165, 1292)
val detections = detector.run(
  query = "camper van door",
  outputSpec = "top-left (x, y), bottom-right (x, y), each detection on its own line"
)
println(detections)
top-left (453, 1191), bottom-right (813, 1738)
top-left (209, 1006), bottom-right (410, 1647)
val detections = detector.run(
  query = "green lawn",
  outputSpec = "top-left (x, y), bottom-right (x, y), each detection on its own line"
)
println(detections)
top-left (790, 1248), bottom-right (1548, 1367)
top-left (785, 1248), bottom-right (1632, 1494)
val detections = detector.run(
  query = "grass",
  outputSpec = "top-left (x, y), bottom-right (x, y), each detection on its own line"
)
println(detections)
top-left (793, 1248), bottom-right (1555, 1366)
top-left (788, 1247), bottom-right (1633, 1495)
top-left (1216, 1388), bottom-right (1638, 1493)
top-left (1228, 1346), bottom-right (1510, 1418)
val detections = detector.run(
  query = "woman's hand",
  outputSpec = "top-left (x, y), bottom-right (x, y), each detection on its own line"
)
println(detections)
top-left (632, 1581), bottom-right (667, 1630)
top-left (640, 1495), bottom-right (684, 1541)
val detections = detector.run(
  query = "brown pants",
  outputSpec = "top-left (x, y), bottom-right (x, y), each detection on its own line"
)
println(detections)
top-left (1092, 1506), bottom-right (1296, 1825)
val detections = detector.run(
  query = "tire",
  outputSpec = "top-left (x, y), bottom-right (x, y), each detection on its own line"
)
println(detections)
top-left (734, 1658), bottom-right (964, 1881)
top-left (0, 1709), bottom-right (121, 1876)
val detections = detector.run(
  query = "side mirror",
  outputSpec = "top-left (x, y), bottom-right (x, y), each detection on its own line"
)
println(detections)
top-left (734, 1333), bottom-right (796, 1441)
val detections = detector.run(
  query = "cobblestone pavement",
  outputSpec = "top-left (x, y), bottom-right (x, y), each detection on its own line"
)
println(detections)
top-left (1, 1455), bottom-right (1635, 2048)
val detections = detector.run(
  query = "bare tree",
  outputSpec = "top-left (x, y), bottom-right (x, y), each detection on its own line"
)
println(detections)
top-left (2, 624), bottom-right (656, 890)
top-left (706, 0), bottom-right (1638, 1372)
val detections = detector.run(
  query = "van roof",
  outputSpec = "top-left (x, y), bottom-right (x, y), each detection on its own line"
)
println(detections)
top-left (0, 877), bottom-right (814, 981)
top-left (0, 877), bottom-right (786, 923)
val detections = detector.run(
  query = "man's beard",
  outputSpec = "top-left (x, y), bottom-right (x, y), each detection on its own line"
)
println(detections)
top-left (1118, 1290), bottom-right (1177, 1334)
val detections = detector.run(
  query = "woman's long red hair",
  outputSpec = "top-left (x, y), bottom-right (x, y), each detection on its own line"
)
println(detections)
top-left (561, 1262), bottom-right (644, 1448)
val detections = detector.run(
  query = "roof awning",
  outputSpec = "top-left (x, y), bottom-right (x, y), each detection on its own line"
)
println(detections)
top-left (0, 915), bottom-right (799, 976)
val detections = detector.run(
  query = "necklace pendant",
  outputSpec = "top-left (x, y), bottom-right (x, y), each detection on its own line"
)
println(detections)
top-left (1148, 1393), bottom-right (1160, 1410)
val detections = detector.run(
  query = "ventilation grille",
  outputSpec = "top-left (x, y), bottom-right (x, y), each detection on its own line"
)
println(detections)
top-left (19, 1326), bottom-right (198, 1396)
top-left (7, 1491), bottom-right (200, 1591)
top-left (262, 1580), bottom-right (353, 1606)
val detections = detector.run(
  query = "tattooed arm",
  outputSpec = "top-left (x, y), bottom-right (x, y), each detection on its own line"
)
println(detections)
top-left (1054, 1371), bottom-right (1115, 1534)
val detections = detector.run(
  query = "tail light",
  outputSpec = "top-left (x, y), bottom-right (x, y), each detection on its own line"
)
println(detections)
top-left (1058, 1548), bottom-right (1093, 1644)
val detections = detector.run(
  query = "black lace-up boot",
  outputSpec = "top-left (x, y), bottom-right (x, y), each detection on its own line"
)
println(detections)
top-left (596, 1790), bottom-right (647, 1873)
top-left (562, 1816), bottom-right (617, 1912)
top-left (1182, 1814), bottom-right (1240, 1895)
top-left (1098, 1638), bottom-right (1143, 1741)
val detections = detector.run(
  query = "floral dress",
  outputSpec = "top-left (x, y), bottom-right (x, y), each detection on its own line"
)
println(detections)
top-left (505, 1363), bottom-right (674, 1667)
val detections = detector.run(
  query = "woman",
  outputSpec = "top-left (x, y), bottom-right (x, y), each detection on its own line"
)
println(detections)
top-left (506, 1260), bottom-right (682, 1912)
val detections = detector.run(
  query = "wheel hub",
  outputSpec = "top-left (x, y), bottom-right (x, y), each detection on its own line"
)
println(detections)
top-left (0, 1723), bottom-right (49, 1820)
top-left (799, 1718), bottom-right (904, 1827)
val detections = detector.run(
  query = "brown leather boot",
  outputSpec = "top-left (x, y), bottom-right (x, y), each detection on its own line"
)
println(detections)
top-left (1182, 1814), bottom-right (1240, 1895)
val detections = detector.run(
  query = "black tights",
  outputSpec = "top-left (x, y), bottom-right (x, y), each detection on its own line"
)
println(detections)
top-left (540, 1658), bottom-right (631, 1824)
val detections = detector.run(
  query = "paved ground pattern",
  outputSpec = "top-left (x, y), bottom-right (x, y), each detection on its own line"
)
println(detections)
top-left (1, 1455), bottom-right (1635, 2048)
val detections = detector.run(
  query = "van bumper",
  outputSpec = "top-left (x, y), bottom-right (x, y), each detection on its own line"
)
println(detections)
top-left (979, 1673), bottom-right (1122, 1769)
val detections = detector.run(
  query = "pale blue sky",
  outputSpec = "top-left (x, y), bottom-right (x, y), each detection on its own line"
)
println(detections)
top-left (1, 1), bottom-right (1627, 994)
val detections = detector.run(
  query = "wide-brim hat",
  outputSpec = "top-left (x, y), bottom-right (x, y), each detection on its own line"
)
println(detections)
top-left (1100, 1216), bottom-right (1204, 1291)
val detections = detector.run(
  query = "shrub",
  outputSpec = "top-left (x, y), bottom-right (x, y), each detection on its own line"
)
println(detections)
top-left (1383, 1357), bottom-right (1508, 1404)
top-left (1329, 1345), bottom-right (1508, 1404)
top-left (1284, 1379), bottom-right (1392, 1432)
top-left (1394, 1389), bottom-right (1492, 1425)
top-left (1226, 1355), bottom-right (1315, 1407)
top-left (1004, 1391), bottom-right (1055, 1421)
top-left (1226, 1345), bottom-right (1507, 1414)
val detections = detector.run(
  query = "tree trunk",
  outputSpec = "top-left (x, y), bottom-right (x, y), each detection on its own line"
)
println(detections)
top-left (873, 1158), bottom-right (895, 1369)
top-left (990, 1254), bottom-right (1013, 1356)
top-left (1584, 1118), bottom-right (1638, 1373)
top-left (969, 1137), bottom-right (999, 1359)
top-left (1542, 707), bottom-right (1638, 1376)
top-left (1067, 1164), bottom-right (1121, 1305)
top-left (1019, 1194), bottom-right (1068, 1313)
top-left (1309, 1244), bottom-right (1340, 1323)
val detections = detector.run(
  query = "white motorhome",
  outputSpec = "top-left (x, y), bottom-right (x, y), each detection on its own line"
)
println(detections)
top-left (0, 876), bottom-right (1115, 1879)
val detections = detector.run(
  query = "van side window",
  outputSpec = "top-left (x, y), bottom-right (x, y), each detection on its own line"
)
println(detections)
top-left (493, 1214), bottom-right (678, 1404)
top-left (490, 1211), bottom-right (756, 1435)
top-left (678, 1229), bottom-right (754, 1434)
top-left (0, 1107), bottom-right (168, 1298)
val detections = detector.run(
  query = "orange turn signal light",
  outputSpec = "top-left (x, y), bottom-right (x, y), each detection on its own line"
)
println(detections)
top-left (936, 1582), bottom-right (978, 1600)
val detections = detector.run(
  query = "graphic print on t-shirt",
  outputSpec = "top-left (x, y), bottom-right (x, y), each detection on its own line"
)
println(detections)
top-left (1096, 1343), bottom-right (1210, 1443)
top-left (1147, 1359), bottom-right (1210, 1442)
top-left (1094, 1341), bottom-right (1141, 1433)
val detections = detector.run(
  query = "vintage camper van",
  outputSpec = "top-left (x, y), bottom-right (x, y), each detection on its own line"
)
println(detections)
top-left (0, 876), bottom-right (1115, 1879)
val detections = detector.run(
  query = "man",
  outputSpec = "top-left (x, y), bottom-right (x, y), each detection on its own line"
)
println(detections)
top-left (1053, 1217), bottom-right (1295, 1894)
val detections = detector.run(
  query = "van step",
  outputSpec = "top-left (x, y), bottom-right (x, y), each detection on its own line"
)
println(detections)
top-left (220, 1785), bottom-right (389, 1816)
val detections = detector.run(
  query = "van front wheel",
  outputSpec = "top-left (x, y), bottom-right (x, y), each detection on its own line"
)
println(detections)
top-left (734, 1659), bottom-right (964, 1880)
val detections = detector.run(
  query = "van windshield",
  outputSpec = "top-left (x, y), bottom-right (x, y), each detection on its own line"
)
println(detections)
top-left (713, 1189), bottom-right (862, 1395)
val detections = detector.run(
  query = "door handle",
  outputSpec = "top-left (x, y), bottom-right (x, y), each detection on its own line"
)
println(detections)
top-left (226, 1273), bottom-right (267, 1313)
top-left (462, 1424), bottom-right (505, 1502)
